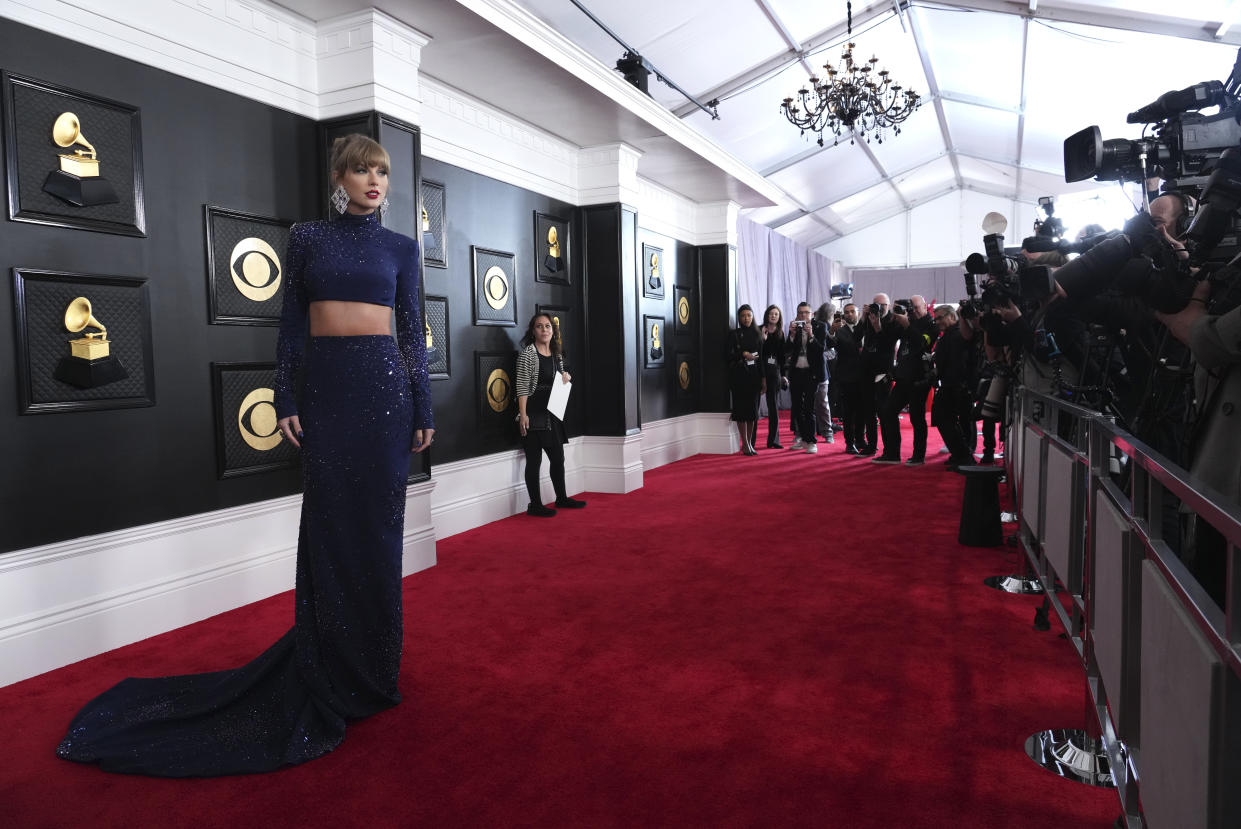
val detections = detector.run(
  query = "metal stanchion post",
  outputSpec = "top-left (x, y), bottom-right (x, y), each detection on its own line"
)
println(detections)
top-left (1023, 680), bottom-right (1115, 788)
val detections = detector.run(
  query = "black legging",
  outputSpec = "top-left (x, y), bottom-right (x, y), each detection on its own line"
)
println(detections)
top-left (524, 433), bottom-right (567, 505)
top-left (763, 366), bottom-right (782, 443)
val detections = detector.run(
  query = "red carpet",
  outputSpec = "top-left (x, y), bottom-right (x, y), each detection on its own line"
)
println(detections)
top-left (1, 414), bottom-right (1119, 827)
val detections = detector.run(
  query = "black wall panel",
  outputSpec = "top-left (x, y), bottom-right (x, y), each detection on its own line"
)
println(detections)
top-left (418, 157), bottom-right (582, 462)
top-left (699, 244), bottom-right (737, 413)
top-left (637, 229), bottom-right (697, 424)
top-left (0, 20), bottom-right (718, 555)
top-left (0, 20), bottom-right (318, 553)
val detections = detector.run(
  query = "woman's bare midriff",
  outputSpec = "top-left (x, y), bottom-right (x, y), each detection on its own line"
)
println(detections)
top-left (309, 300), bottom-right (392, 336)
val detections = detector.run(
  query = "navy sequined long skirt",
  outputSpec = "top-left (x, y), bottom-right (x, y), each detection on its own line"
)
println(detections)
top-left (56, 335), bottom-right (413, 776)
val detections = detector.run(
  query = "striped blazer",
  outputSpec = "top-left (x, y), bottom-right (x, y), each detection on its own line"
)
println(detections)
top-left (515, 343), bottom-right (567, 399)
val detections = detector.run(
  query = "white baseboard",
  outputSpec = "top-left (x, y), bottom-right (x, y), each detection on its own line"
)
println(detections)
top-left (0, 415), bottom-right (726, 687)
top-left (0, 481), bottom-right (436, 688)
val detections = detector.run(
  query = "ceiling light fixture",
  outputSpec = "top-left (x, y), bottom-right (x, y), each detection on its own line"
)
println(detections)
top-left (780, 2), bottom-right (920, 146)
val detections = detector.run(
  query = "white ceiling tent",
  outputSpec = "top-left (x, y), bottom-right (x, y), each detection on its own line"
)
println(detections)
top-left (502, 0), bottom-right (1241, 270)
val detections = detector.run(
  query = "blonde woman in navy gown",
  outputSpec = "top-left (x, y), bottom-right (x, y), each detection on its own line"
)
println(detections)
top-left (55, 134), bottom-right (434, 776)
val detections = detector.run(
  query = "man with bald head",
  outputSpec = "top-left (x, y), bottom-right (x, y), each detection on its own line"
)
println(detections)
top-left (875, 295), bottom-right (937, 465)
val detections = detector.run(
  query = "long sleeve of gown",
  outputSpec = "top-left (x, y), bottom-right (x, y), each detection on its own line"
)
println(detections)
top-left (274, 223), bottom-right (309, 420)
top-left (394, 237), bottom-right (434, 429)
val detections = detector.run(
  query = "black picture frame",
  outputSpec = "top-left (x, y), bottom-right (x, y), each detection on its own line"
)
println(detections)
top-left (425, 294), bottom-right (450, 379)
top-left (3, 73), bottom-right (145, 237)
top-left (204, 205), bottom-right (294, 326)
top-left (643, 314), bottom-right (666, 369)
top-left (421, 179), bottom-right (446, 268)
top-left (675, 352), bottom-right (695, 399)
top-left (533, 211), bottom-right (570, 285)
top-left (475, 350), bottom-right (517, 435)
top-left (642, 243), bottom-right (665, 300)
top-left (674, 286), bottom-right (693, 335)
top-left (11, 267), bottom-right (155, 415)
top-left (536, 303), bottom-right (571, 357)
top-left (210, 361), bottom-right (299, 479)
top-left (472, 246), bottom-right (517, 327)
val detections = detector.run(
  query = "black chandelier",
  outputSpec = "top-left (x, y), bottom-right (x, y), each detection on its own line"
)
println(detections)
top-left (780, 2), bottom-right (920, 146)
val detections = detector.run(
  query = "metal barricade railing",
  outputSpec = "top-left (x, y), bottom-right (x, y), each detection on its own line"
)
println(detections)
top-left (1015, 387), bottom-right (1241, 828)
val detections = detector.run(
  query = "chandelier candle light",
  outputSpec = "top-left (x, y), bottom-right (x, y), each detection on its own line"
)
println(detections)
top-left (780, 2), bottom-right (920, 146)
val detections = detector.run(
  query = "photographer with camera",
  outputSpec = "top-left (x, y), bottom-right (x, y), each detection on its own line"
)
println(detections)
top-left (875, 296), bottom-right (936, 465)
top-left (858, 294), bottom-right (899, 457)
top-left (785, 302), bottom-right (828, 453)
top-left (814, 302), bottom-right (838, 444)
top-left (830, 303), bottom-right (864, 454)
top-left (931, 305), bottom-right (977, 469)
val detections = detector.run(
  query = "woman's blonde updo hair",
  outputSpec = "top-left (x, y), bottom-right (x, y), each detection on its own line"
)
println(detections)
top-left (329, 134), bottom-right (391, 184)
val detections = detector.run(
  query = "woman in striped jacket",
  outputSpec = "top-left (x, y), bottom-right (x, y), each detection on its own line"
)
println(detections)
top-left (516, 312), bottom-right (587, 516)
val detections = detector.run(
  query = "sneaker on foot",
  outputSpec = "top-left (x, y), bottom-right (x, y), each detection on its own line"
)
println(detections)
top-left (527, 503), bottom-right (557, 517)
top-left (905, 457), bottom-right (924, 466)
top-left (825, 433), bottom-right (835, 443)
top-left (555, 496), bottom-right (587, 509)
top-left (804, 443), bottom-right (818, 453)
top-left (790, 438), bottom-right (805, 451)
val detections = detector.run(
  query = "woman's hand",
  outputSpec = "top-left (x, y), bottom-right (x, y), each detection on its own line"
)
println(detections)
top-left (518, 413), bottom-right (530, 436)
top-left (561, 371), bottom-right (572, 383)
top-left (412, 428), bottom-right (435, 453)
top-left (278, 415), bottom-right (302, 449)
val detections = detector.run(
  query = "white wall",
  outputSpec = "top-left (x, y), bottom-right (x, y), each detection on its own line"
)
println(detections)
top-left (818, 188), bottom-right (1049, 269)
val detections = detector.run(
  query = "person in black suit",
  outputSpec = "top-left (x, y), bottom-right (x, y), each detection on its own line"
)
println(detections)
top-left (759, 304), bottom-right (787, 448)
top-left (857, 294), bottom-right (899, 456)
top-left (830, 302), bottom-right (863, 454)
top-left (784, 302), bottom-right (828, 454)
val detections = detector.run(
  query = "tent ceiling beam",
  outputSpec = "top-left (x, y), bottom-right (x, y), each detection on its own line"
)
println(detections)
top-left (907, 7), bottom-right (963, 190)
top-left (671, 2), bottom-right (898, 119)
top-left (918, 0), bottom-right (1241, 47)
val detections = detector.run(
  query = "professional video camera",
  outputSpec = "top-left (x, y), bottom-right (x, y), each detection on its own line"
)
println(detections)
top-left (961, 212), bottom-right (1058, 320)
top-left (1062, 47), bottom-right (1241, 269)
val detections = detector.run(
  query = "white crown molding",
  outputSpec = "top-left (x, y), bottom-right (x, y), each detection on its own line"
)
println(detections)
top-left (451, 0), bottom-right (784, 206)
top-left (418, 75), bottom-right (580, 205)
top-left (0, 0), bottom-right (757, 225)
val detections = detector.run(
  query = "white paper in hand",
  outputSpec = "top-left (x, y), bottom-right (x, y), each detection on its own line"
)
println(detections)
top-left (547, 376), bottom-right (571, 421)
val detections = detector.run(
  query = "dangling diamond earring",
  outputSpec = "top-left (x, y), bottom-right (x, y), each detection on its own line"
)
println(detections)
top-left (379, 196), bottom-right (390, 220)
top-left (330, 184), bottom-right (349, 215)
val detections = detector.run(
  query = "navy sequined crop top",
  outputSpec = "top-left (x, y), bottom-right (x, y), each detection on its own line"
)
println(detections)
top-left (273, 211), bottom-right (434, 429)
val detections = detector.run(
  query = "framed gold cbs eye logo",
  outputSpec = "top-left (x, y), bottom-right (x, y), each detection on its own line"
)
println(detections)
top-left (205, 206), bottom-right (293, 326)
top-left (211, 362), bottom-right (299, 478)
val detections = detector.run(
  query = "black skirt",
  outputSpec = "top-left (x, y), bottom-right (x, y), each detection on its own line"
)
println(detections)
top-left (728, 361), bottom-right (762, 421)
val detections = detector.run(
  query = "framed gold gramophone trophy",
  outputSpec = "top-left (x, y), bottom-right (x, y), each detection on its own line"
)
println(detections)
top-left (53, 296), bottom-right (129, 388)
top-left (421, 180), bottom-right (446, 268)
top-left (5, 73), bottom-right (145, 235)
top-left (534, 211), bottom-right (571, 284)
top-left (424, 295), bottom-right (450, 379)
top-left (42, 112), bottom-right (119, 207)
top-left (642, 242), bottom-right (664, 299)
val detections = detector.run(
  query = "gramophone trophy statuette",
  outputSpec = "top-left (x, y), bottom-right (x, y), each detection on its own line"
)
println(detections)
top-left (54, 296), bottom-right (128, 389)
top-left (544, 226), bottom-right (563, 273)
top-left (42, 112), bottom-right (120, 207)
top-left (421, 203), bottom-right (436, 250)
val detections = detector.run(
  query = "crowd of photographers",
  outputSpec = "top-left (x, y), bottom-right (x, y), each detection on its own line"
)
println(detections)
top-left (746, 292), bottom-right (1003, 470)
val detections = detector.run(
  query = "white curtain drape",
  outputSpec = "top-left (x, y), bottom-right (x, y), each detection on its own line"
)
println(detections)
top-left (736, 216), bottom-right (844, 323)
